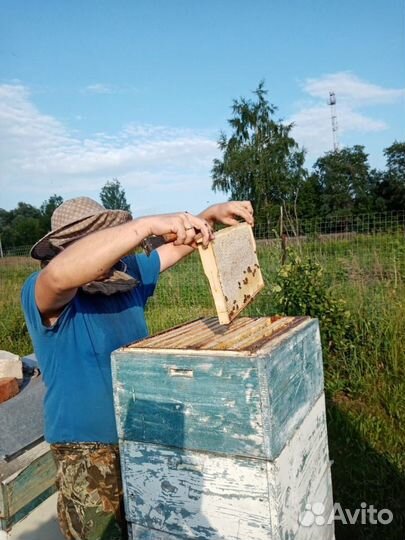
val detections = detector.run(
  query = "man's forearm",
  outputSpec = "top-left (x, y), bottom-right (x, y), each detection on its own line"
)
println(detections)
top-left (43, 218), bottom-right (151, 291)
top-left (35, 211), bottom-right (213, 320)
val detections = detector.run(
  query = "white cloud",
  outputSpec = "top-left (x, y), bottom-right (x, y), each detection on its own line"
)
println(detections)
top-left (303, 72), bottom-right (405, 105)
top-left (289, 72), bottom-right (405, 161)
top-left (82, 83), bottom-right (138, 95)
top-left (0, 84), bottom-right (220, 212)
top-left (83, 83), bottom-right (115, 94)
top-left (291, 104), bottom-right (387, 158)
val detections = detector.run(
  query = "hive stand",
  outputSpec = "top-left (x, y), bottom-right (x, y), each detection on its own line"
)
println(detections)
top-left (112, 317), bottom-right (335, 539)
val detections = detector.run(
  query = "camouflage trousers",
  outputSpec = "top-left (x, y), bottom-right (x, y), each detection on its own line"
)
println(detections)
top-left (51, 443), bottom-right (128, 540)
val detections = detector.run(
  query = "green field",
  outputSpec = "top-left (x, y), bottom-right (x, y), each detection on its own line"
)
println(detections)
top-left (0, 233), bottom-right (404, 539)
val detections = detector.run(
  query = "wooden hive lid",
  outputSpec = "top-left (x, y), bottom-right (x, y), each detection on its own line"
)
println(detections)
top-left (122, 316), bottom-right (310, 355)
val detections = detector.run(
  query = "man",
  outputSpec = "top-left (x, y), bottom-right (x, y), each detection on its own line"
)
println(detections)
top-left (21, 196), bottom-right (253, 540)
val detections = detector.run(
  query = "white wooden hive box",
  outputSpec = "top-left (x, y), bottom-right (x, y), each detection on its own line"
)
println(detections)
top-left (112, 317), bottom-right (334, 539)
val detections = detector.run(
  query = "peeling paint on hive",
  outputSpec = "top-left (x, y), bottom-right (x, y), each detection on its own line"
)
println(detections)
top-left (112, 317), bottom-right (335, 539)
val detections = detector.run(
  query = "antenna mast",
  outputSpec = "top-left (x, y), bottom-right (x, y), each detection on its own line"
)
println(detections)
top-left (328, 91), bottom-right (339, 151)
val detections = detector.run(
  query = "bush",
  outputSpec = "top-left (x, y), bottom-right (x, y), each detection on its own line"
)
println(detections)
top-left (270, 251), bottom-right (354, 355)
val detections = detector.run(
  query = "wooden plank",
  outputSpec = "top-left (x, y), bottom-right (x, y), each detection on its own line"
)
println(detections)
top-left (198, 224), bottom-right (264, 324)
top-left (120, 347), bottom-right (249, 358)
top-left (150, 319), bottom-right (233, 350)
top-left (259, 318), bottom-right (324, 459)
top-left (0, 485), bottom-right (56, 532)
top-left (114, 317), bottom-right (334, 539)
top-left (121, 395), bottom-right (334, 540)
top-left (124, 316), bottom-right (308, 353)
top-left (122, 442), bottom-right (272, 540)
top-left (130, 523), bottom-right (178, 539)
top-left (4, 449), bottom-right (56, 517)
top-left (0, 441), bottom-right (56, 529)
top-left (113, 319), bottom-right (323, 460)
top-left (113, 353), bottom-right (265, 458)
top-left (215, 317), bottom-right (285, 351)
top-left (135, 319), bottom-right (212, 349)
top-left (266, 393), bottom-right (335, 540)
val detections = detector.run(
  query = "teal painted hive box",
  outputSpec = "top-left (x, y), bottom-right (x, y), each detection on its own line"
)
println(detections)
top-left (0, 356), bottom-right (57, 532)
top-left (112, 316), bottom-right (335, 539)
top-left (0, 442), bottom-right (56, 531)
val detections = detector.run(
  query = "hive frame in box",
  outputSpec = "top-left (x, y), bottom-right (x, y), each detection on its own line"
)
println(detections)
top-left (198, 223), bottom-right (264, 324)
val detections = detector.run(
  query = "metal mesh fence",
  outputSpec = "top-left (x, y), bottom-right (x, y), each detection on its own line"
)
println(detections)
top-left (1, 211), bottom-right (404, 335)
top-left (254, 210), bottom-right (405, 238)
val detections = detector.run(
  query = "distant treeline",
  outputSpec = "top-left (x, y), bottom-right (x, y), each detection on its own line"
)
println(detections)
top-left (1, 144), bottom-right (405, 251)
top-left (2, 84), bottom-right (405, 251)
top-left (294, 142), bottom-right (405, 221)
top-left (0, 180), bottom-right (130, 252)
top-left (211, 84), bottom-right (405, 227)
top-left (0, 195), bottom-right (63, 252)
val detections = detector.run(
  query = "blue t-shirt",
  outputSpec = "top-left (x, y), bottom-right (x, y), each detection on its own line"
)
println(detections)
top-left (21, 251), bottom-right (160, 444)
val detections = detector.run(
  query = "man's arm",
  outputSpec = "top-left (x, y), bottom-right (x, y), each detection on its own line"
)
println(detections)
top-left (157, 201), bottom-right (254, 273)
top-left (35, 212), bottom-right (213, 325)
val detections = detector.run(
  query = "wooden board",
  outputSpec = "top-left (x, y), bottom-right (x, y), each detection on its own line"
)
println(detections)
top-left (112, 318), bottom-right (324, 460)
top-left (121, 395), bottom-right (334, 540)
top-left (123, 441), bottom-right (272, 539)
top-left (0, 441), bottom-right (57, 531)
top-left (113, 317), bottom-right (334, 538)
top-left (125, 316), bottom-right (307, 353)
top-left (198, 223), bottom-right (264, 324)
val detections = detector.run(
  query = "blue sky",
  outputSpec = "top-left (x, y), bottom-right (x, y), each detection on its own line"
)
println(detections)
top-left (1, 0), bottom-right (404, 215)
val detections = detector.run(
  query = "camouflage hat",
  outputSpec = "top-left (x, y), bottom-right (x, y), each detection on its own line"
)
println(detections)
top-left (30, 197), bottom-right (132, 260)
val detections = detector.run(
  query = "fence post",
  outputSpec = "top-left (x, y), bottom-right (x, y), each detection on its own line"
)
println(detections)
top-left (280, 206), bottom-right (287, 264)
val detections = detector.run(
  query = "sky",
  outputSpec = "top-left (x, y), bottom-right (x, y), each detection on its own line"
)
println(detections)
top-left (1, 0), bottom-right (404, 215)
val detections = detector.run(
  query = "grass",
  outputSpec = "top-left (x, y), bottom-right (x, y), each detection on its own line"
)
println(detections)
top-left (1, 235), bottom-right (404, 539)
top-left (0, 257), bottom-right (37, 356)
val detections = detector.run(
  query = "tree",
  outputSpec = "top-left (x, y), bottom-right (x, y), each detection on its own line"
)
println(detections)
top-left (371, 141), bottom-right (405, 213)
top-left (211, 82), bottom-right (307, 226)
top-left (0, 197), bottom-right (63, 250)
top-left (311, 145), bottom-right (373, 217)
top-left (40, 194), bottom-right (64, 230)
top-left (372, 175), bottom-right (405, 213)
top-left (100, 179), bottom-right (131, 212)
top-left (40, 194), bottom-right (64, 219)
top-left (384, 141), bottom-right (405, 182)
top-left (9, 202), bottom-right (42, 221)
top-left (8, 215), bottom-right (44, 247)
top-left (0, 203), bottom-right (45, 250)
top-left (296, 174), bottom-right (323, 219)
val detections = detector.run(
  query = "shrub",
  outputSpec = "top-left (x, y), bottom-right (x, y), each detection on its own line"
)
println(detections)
top-left (270, 251), bottom-right (354, 355)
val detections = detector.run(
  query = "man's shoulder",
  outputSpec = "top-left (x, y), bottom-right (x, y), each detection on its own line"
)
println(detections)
top-left (21, 271), bottom-right (40, 301)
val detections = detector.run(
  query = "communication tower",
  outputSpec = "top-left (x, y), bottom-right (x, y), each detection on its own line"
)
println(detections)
top-left (328, 91), bottom-right (339, 151)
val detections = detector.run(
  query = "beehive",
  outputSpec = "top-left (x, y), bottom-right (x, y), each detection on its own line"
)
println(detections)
top-left (112, 317), bottom-right (335, 539)
top-left (0, 442), bottom-right (56, 531)
top-left (0, 356), bottom-right (56, 531)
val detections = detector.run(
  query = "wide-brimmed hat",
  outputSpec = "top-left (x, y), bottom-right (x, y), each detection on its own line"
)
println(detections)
top-left (30, 197), bottom-right (132, 260)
